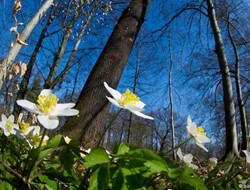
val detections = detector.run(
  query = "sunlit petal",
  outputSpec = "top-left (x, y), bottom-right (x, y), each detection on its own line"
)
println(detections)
top-left (106, 97), bottom-right (123, 108)
top-left (16, 100), bottom-right (40, 114)
top-left (104, 82), bottom-right (122, 100)
top-left (176, 148), bottom-right (183, 160)
top-left (130, 110), bottom-right (154, 120)
top-left (37, 115), bottom-right (59, 129)
top-left (40, 89), bottom-right (53, 96)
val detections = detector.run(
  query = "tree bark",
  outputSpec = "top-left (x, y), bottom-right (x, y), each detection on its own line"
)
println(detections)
top-left (60, 0), bottom-right (150, 147)
top-left (227, 16), bottom-right (249, 151)
top-left (0, 0), bottom-right (54, 91)
top-left (206, 0), bottom-right (238, 159)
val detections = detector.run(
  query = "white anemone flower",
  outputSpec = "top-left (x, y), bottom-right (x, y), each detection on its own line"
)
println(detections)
top-left (15, 122), bottom-right (38, 139)
top-left (176, 148), bottom-right (198, 170)
top-left (27, 126), bottom-right (49, 148)
top-left (64, 136), bottom-right (72, 144)
top-left (187, 116), bottom-right (210, 152)
top-left (242, 150), bottom-right (250, 164)
top-left (104, 82), bottom-right (153, 120)
top-left (16, 89), bottom-right (79, 130)
top-left (0, 114), bottom-right (19, 136)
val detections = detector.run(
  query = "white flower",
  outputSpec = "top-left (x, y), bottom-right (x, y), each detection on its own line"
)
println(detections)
top-left (176, 148), bottom-right (198, 170)
top-left (208, 157), bottom-right (217, 170)
top-left (187, 116), bottom-right (210, 152)
top-left (64, 136), bottom-right (72, 144)
top-left (16, 89), bottom-right (79, 130)
top-left (15, 122), bottom-right (38, 139)
top-left (0, 114), bottom-right (19, 136)
top-left (104, 82), bottom-right (153, 120)
top-left (242, 150), bottom-right (250, 164)
top-left (27, 126), bottom-right (49, 148)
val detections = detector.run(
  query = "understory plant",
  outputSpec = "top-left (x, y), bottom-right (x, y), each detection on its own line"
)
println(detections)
top-left (0, 83), bottom-right (249, 189)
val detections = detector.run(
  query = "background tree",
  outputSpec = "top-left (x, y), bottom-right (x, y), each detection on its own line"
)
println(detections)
top-left (60, 0), bottom-right (151, 147)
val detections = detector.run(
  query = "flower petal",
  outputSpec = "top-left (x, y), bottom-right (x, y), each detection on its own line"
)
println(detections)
top-left (55, 103), bottom-right (76, 110)
top-left (1, 114), bottom-right (7, 123)
top-left (51, 104), bottom-right (79, 116)
top-left (106, 97), bottom-right (124, 108)
top-left (37, 115), bottom-right (59, 130)
top-left (195, 135), bottom-right (210, 143)
top-left (8, 115), bottom-right (15, 122)
top-left (104, 82), bottom-right (122, 101)
top-left (40, 89), bottom-right (53, 96)
top-left (195, 141), bottom-right (208, 152)
top-left (130, 110), bottom-right (154, 120)
top-left (242, 150), bottom-right (250, 164)
top-left (16, 100), bottom-right (40, 114)
top-left (124, 104), bottom-right (143, 111)
top-left (176, 148), bottom-right (183, 160)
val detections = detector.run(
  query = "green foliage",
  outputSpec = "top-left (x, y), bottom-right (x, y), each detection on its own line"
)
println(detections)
top-left (0, 134), bottom-right (249, 189)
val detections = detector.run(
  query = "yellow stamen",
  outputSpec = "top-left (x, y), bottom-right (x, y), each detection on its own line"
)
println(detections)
top-left (37, 94), bottom-right (58, 114)
top-left (197, 126), bottom-right (206, 136)
top-left (5, 120), bottom-right (14, 132)
top-left (119, 89), bottom-right (140, 106)
top-left (18, 122), bottom-right (30, 134)
top-left (31, 134), bottom-right (47, 147)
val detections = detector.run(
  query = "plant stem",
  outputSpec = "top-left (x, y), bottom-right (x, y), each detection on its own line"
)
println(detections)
top-left (25, 128), bottom-right (47, 183)
top-left (97, 109), bottom-right (122, 147)
top-left (165, 136), bottom-right (193, 155)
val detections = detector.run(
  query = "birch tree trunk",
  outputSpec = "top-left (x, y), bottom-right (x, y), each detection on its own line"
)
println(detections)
top-left (227, 16), bottom-right (249, 151)
top-left (0, 0), bottom-right (54, 90)
top-left (168, 34), bottom-right (176, 160)
top-left (60, 0), bottom-right (151, 147)
top-left (206, 0), bottom-right (238, 159)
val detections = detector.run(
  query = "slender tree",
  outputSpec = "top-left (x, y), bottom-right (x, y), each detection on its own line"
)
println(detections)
top-left (13, 10), bottom-right (57, 118)
top-left (60, 0), bottom-right (151, 147)
top-left (226, 14), bottom-right (249, 151)
top-left (206, 0), bottom-right (238, 159)
top-left (0, 0), bottom-right (54, 91)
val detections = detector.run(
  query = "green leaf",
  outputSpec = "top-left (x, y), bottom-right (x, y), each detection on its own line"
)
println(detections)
top-left (83, 148), bottom-right (110, 168)
top-left (38, 174), bottom-right (57, 190)
top-left (116, 143), bottom-right (130, 155)
top-left (89, 164), bottom-right (109, 190)
top-left (44, 134), bottom-right (64, 149)
top-left (178, 167), bottom-right (207, 190)
top-left (59, 146), bottom-right (75, 174)
top-left (112, 168), bottom-right (147, 190)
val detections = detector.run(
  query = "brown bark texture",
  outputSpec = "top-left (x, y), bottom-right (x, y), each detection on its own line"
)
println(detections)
top-left (59, 0), bottom-right (150, 147)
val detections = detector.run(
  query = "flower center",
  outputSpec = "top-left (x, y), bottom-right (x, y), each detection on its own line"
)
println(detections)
top-left (119, 89), bottom-right (140, 106)
top-left (31, 134), bottom-right (47, 147)
top-left (5, 120), bottom-right (14, 132)
top-left (197, 126), bottom-right (206, 136)
top-left (37, 94), bottom-right (58, 114)
top-left (18, 122), bottom-right (30, 134)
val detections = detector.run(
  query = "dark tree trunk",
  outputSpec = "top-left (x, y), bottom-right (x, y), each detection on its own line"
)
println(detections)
top-left (206, 0), bottom-right (238, 159)
top-left (60, 0), bottom-right (150, 147)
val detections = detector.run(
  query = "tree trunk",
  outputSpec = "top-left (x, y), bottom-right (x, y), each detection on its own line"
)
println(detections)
top-left (59, 0), bottom-right (150, 147)
top-left (13, 12), bottom-right (56, 118)
top-left (206, 0), bottom-right (238, 159)
top-left (168, 34), bottom-right (176, 160)
top-left (127, 50), bottom-right (140, 144)
top-left (0, 0), bottom-right (54, 91)
top-left (43, 2), bottom-right (82, 89)
top-left (227, 16), bottom-right (249, 151)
